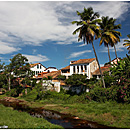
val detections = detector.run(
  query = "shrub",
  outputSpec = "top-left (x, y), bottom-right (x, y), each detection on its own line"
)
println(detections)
top-left (87, 86), bottom-right (107, 102)
top-left (42, 90), bottom-right (70, 101)
top-left (23, 88), bottom-right (38, 101)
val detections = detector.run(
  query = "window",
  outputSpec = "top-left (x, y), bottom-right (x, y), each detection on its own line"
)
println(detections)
top-left (40, 65), bottom-right (41, 69)
top-left (77, 66), bottom-right (79, 73)
top-left (84, 65), bottom-right (87, 71)
top-left (37, 64), bottom-right (39, 69)
top-left (81, 65), bottom-right (83, 72)
top-left (73, 66), bottom-right (75, 73)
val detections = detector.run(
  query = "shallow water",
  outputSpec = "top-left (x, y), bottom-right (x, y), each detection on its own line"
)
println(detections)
top-left (0, 99), bottom-right (117, 129)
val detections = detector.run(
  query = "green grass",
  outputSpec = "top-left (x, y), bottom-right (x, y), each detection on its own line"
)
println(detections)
top-left (37, 100), bottom-right (130, 128)
top-left (1, 94), bottom-right (130, 128)
top-left (0, 104), bottom-right (63, 129)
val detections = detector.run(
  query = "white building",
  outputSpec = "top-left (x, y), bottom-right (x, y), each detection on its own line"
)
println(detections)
top-left (45, 67), bottom-right (58, 73)
top-left (61, 58), bottom-right (98, 79)
top-left (30, 63), bottom-right (58, 76)
top-left (30, 63), bottom-right (46, 76)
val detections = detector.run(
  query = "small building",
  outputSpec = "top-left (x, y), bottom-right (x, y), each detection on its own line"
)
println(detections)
top-left (61, 58), bottom-right (98, 79)
top-left (111, 57), bottom-right (121, 65)
top-left (30, 63), bottom-right (58, 77)
top-left (30, 63), bottom-right (46, 76)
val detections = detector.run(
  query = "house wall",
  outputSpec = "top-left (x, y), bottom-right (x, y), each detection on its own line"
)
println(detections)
top-left (70, 63), bottom-right (89, 76)
top-left (61, 72), bottom-right (71, 79)
top-left (30, 63), bottom-right (46, 76)
top-left (89, 60), bottom-right (98, 78)
top-left (42, 80), bottom-right (60, 92)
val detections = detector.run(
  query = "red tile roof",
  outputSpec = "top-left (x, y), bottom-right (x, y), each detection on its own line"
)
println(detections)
top-left (30, 63), bottom-right (39, 67)
top-left (41, 70), bottom-right (61, 79)
top-left (70, 58), bottom-right (96, 65)
top-left (92, 66), bottom-right (110, 75)
top-left (30, 63), bottom-right (46, 68)
top-left (61, 66), bottom-right (70, 70)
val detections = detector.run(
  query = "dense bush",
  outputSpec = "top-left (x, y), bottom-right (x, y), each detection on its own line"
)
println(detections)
top-left (6, 86), bottom-right (23, 97)
top-left (41, 90), bottom-right (70, 101)
top-left (86, 83), bottom-right (130, 103)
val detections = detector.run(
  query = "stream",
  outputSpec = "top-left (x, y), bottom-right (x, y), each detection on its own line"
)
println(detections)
top-left (0, 98), bottom-right (117, 129)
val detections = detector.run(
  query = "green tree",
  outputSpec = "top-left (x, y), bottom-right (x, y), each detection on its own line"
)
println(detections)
top-left (3, 53), bottom-right (31, 92)
top-left (72, 7), bottom-right (105, 88)
top-left (65, 74), bottom-right (87, 86)
top-left (99, 16), bottom-right (121, 62)
top-left (0, 60), bottom-right (7, 92)
top-left (123, 34), bottom-right (130, 54)
top-left (9, 53), bottom-right (31, 77)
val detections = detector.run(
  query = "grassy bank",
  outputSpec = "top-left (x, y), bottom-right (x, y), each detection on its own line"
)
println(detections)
top-left (19, 96), bottom-right (130, 128)
top-left (41, 101), bottom-right (130, 128)
top-left (0, 103), bottom-right (63, 129)
top-left (0, 95), bottom-right (130, 128)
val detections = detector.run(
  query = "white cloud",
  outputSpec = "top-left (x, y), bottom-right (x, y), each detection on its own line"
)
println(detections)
top-left (0, 1), bottom-right (128, 56)
top-left (67, 50), bottom-right (92, 59)
top-left (78, 43), bottom-right (87, 47)
top-left (23, 54), bottom-right (50, 63)
top-left (0, 41), bottom-right (20, 54)
top-left (0, 1), bottom-right (129, 49)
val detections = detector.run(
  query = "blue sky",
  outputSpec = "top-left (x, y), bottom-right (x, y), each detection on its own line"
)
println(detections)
top-left (0, 1), bottom-right (130, 69)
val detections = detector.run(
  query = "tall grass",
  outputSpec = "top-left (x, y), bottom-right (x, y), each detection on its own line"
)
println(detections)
top-left (0, 104), bottom-right (63, 129)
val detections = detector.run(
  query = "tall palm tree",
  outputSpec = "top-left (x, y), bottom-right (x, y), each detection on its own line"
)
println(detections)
top-left (99, 16), bottom-right (121, 63)
top-left (123, 34), bottom-right (130, 54)
top-left (110, 21), bottom-right (121, 60)
top-left (72, 7), bottom-right (106, 88)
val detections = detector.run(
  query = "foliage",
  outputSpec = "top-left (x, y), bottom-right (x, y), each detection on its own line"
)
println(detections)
top-left (47, 76), bottom-right (52, 80)
top-left (86, 83), bottom-right (130, 103)
top-left (6, 86), bottom-right (23, 97)
top-left (22, 88), bottom-right (38, 101)
top-left (9, 53), bottom-right (31, 77)
top-left (123, 34), bottom-right (130, 54)
top-left (65, 74), bottom-right (87, 86)
top-left (87, 86), bottom-right (107, 102)
top-left (57, 75), bottom-right (66, 80)
top-left (99, 16), bottom-right (121, 61)
top-left (42, 90), bottom-right (70, 101)
top-left (103, 71), bottom-right (115, 87)
top-left (110, 55), bottom-right (130, 83)
top-left (86, 77), bottom-right (98, 89)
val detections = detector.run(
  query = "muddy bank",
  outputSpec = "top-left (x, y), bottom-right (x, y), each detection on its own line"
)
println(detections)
top-left (0, 97), bottom-right (117, 129)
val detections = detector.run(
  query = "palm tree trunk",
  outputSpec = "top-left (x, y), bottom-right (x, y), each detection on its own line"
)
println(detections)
top-left (107, 45), bottom-right (111, 63)
top-left (113, 44), bottom-right (118, 59)
top-left (91, 42), bottom-right (106, 88)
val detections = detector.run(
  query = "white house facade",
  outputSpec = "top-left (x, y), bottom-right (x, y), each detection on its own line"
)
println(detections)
top-left (30, 63), bottom-right (46, 76)
top-left (61, 58), bottom-right (98, 79)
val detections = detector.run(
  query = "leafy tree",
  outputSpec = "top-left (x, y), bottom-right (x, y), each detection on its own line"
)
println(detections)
top-left (2, 53), bottom-right (32, 92)
top-left (9, 53), bottom-right (31, 77)
top-left (0, 60), bottom-right (6, 90)
top-left (72, 7), bottom-right (105, 88)
top-left (99, 16), bottom-right (120, 62)
top-left (123, 34), bottom-right (130, 54)
top-left (65, 74), bottom-right (87, 86)
top-left (99, 16), bottom-right (121, 62)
